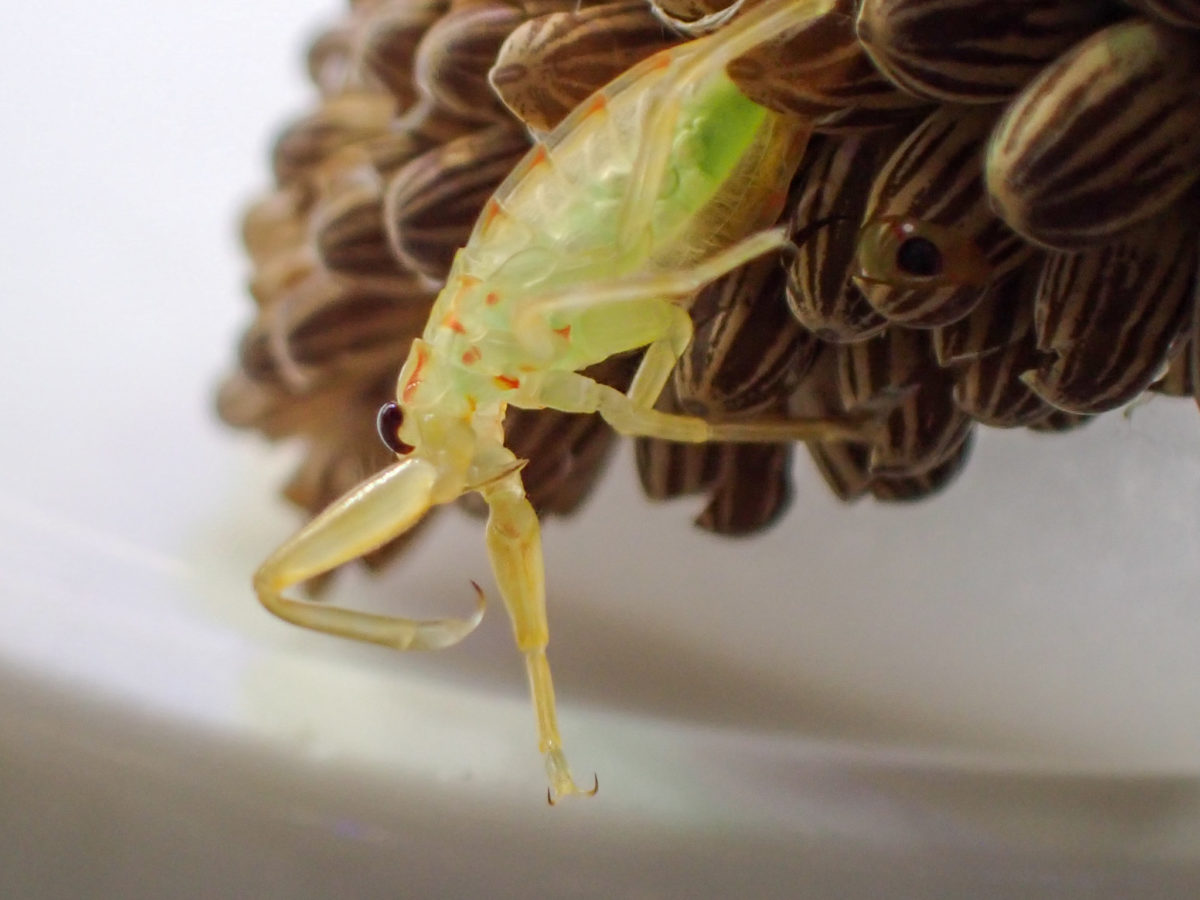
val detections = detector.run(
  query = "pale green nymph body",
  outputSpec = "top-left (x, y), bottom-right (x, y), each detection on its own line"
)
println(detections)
top-left (253, 0), bottom-right (873, 802)
top-left (394, 59), bottom-right (806, 449)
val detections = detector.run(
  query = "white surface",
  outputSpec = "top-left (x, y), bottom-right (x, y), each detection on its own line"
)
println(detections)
top-left (3, 2), bottom-right (1200, 897)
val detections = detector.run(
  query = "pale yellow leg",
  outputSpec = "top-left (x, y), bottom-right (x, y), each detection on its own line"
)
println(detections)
top-left (626, 304), bottom-right (693, 408)
top-left (527, 370), bottom-right (882, 444)
top-left (598, 386), bottom-right (881, 443)
top-left (254, 458), bottom-right (484, 651)
top-left (480, 472), bottom-right (595, 803)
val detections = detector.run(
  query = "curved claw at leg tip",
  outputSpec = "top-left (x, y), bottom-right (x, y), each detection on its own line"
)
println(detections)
top-left (546, 774), bottom-right (599, 806)
top-left (458, 578), bottom-right (487, 630)
top-left (399, 582), bottom-right (487, 651)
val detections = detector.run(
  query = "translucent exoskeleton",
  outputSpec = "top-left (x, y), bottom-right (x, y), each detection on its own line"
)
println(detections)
top-left (254, 0), bottom-right (882, 802)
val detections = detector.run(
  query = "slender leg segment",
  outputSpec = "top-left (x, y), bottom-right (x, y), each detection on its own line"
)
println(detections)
top-left (480, 472), bottom-right (596, 802)
top-left (626, 304), bottom-right (693, 408)
top-left (513, 229), bottom-right (887, 442)
top-left (254, 458), bottom-right (485, 651)
top-left (529, 370), bottom-right (881, 443)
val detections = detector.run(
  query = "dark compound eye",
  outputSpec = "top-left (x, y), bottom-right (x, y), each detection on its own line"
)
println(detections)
top-left (895, 236), bottom-right (943, 278)
top-left (376, 401), bottom-right (414, 455)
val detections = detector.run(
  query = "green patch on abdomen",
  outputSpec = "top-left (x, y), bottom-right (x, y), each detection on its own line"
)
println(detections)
top-left (649, 76), bottom-right (772, 258)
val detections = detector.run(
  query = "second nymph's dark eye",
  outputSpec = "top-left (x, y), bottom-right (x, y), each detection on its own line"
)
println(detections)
top-left (895, 235), bottom-right (943, 277)
top-left (376, 401), bottom-right (414, 455)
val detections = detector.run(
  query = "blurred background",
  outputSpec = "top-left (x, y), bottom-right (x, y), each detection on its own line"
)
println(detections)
top-left (2, 1), bottom-right (1200, 897)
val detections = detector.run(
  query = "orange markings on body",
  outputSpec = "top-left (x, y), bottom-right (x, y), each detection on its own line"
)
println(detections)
top-left (494, 374), bottom-right (520, 391)
top-left (442, 274), bottom-right (482, 333)
top-left (553, 325), bottom-right (571, 340)
top-left (485, 292), bottom-right (501, 306)
top-left (518, 364), bottom-right (537, 373)
top-left (461, 346), bottom-right (481, 365)
top-left (584, 95), bottom-right (607, 118)
top-left (528, 145), bottom-right (548, 169)
top-left (482, 200), bottom-right (503, 231)
top-left (402, 344), bottom-right (429, 403)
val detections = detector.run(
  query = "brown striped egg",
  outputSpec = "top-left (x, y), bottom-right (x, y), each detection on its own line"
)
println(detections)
top-left (489, 0), bottom-right (679, 134)
top-left (412, 0), bottom-right (526, 123)
top-left (930, 263), bottom-right (1057, 426)
top-left (725, 0), bottom-right (932, 133)
top-left (1022, 213), bottom-right (1197, 414)
top-left (674, 255), bottom-right (820, 416)
top-left (791, 345), bottom-right (873, 501)
top-left (835, 323), bottom-right (928, 409)
top-left (835, 327), bottom-right (974, 474)
top-left (637, 422), bottom-right (723, 503)
top-left (634, 390), bottom-right (794, 536)
top-left (785, 131), bottom-right (902, 342)
top-left (383, 124), bottom-right (530, 282)
top-left (311, 163), bottom-right (398, 282)
top-left (306, 23), bottom-right (358, 98)
top-left (360, 0), bottom-right (449, 110)
top-left (869, 379), bottom-right (974, 475)
top-left (693, 443), bottom-right (794, 534)
top-left (987, 17), bottom-right (1200, 250)
top-left (805, 422), bottom-right (972, 501)
top-left (856, 0), bottom-right (1116, 104)
top-left (1125, 0), bottom-right (1200, 28)
top-left (952, 338), bottom-right (1054, 427)
top-left (806, 439), bottom-right (872, 501)
top-left (855, 105), bottom-right (1032, 327)
top-left (271, 93), bottom-right (396, 186)
top-left (241, 184), bottom-right (311, 270)
top-left (869, 431), bottom-right (973, 501)
top-left (266, 273), bottom-right (433, 391)
top-left (931, 259), bottom-right (1040, 365)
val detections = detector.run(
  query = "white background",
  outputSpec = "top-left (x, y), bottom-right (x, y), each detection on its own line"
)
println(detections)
top-left (2, 1), bottom-right (1200, 897)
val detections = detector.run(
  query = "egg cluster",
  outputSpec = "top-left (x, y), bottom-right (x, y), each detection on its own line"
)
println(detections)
top-left (218, 0), bottom-right (1200, 568)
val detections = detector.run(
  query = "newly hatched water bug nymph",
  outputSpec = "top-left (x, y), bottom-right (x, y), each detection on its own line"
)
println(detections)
top-left (254, 0), bottom-right (884, 802)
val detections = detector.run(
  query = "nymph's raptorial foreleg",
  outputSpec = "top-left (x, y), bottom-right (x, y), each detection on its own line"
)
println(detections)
top-left (254, 459), bottom-right (484, 650)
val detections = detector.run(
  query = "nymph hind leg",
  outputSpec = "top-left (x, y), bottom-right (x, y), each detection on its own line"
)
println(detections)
top-left (254, 458), bottom-right (484, 651)
top-left (514, 232), bottom-right (882, 441)
top-left (533, 369), bottom-right (880, 444)
top-left (523, 226), bottom-right (791, 400)
top-left (627, 303), bottom-right (693, 408)
top-left (478, 470), bottom-right (596, 803)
